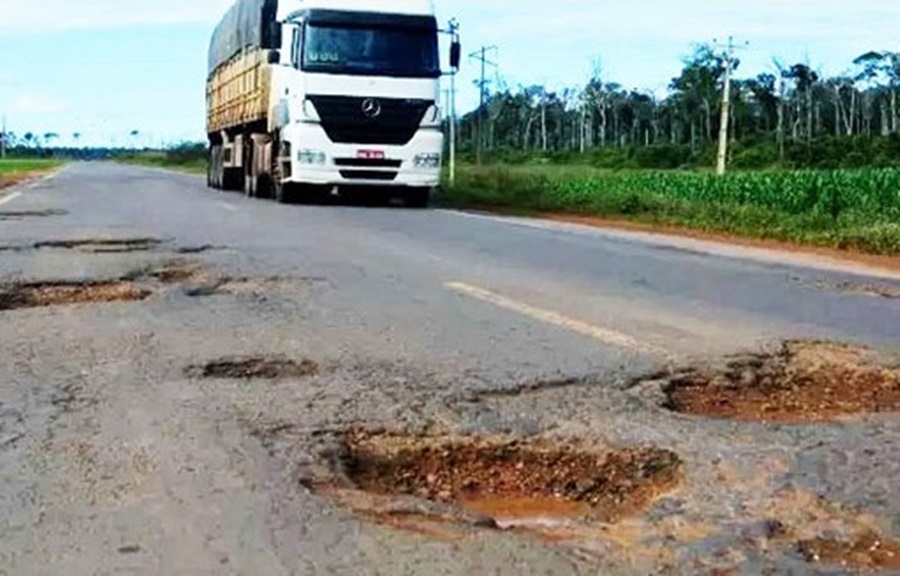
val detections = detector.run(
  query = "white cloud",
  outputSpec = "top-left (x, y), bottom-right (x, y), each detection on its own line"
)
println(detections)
top-left (11, 93), bottom-right (67, 115)
top-left (0, 0), bottom-right (233, 33)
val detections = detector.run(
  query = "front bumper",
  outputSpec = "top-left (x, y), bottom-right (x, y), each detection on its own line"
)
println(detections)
top-left (281, 123), bottom-right (443, 188)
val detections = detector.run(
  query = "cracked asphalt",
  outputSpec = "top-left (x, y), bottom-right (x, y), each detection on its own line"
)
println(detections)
top-left (1, 162), bottom-right (898, 575)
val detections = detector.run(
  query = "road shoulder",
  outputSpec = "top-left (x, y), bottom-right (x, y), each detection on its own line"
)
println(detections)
top-left (445, 208), bottom-right (900, 280)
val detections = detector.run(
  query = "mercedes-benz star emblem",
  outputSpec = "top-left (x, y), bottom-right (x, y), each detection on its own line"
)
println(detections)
top-left (361, 98), bottom-right (382, 118)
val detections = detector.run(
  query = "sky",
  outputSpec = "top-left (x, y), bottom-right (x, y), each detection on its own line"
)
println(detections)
top-left (1, 0), bottom-right (898, 147)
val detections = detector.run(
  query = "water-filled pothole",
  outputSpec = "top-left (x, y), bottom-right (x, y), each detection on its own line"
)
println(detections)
top-left (185, 355), bottom-right (319, 380)
top-left (662, 340), bottom-right (900, 423)
top-left (0, 281), bottom-right (152, 310)
top-left (33, 237), bottom-right (163, 253)
top-left (325, 430), bottom-right (682, 530)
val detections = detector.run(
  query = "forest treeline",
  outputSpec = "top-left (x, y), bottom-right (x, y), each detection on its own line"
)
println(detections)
top-left (452, 46), bottom-right (900, 170)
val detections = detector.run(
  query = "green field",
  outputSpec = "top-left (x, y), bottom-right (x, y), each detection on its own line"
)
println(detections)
top-left (441, 164), bottom-right (900, 256)
top-left (0, 159), bottom-right (62, 175)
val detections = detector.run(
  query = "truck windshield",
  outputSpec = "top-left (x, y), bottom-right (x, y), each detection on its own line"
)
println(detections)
top-left (302, 24), bottom-right (439, 79)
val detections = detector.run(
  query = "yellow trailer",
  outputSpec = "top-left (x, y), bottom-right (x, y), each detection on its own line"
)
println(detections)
top-left (206, 48), bottom-right (271, 136)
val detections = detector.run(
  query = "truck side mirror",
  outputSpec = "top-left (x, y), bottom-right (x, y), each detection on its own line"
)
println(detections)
top-left (268, 50), bottom-right (281, 64)
top-left (270, 21), bottom-right (283, 47)
top-left (450, 40), bottom-right (461, 70)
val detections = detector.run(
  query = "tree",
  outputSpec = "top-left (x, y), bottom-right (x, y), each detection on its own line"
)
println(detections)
top-left (670, 44), bottom-right (731, 145)
top-left (782, 63), bottom-right (819, 143)
top-left (448, 42), bottom-right (900, 169)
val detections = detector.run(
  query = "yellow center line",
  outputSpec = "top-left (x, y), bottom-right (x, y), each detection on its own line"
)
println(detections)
top-left (446, 281), bottom-right (670, 356)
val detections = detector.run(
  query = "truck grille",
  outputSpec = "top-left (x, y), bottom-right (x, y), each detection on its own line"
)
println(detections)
top-left (308, 95), bottom-right (432, 146)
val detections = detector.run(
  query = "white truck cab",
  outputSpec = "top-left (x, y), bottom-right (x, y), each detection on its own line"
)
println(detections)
top-left (206, 0), bottom-right (459, 206)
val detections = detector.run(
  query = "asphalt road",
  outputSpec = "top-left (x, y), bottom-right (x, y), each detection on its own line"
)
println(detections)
top-left (1, 162), bottom-right (898, 575)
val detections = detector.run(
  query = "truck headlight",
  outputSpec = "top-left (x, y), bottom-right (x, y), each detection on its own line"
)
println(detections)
top-left (298, 149), bottom-right (326, 165)
top-left (414, 153), bottom-right (441, 168)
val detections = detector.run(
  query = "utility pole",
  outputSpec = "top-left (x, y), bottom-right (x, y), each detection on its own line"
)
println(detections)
top-left (714, 36), bottom-right (747, 176)
top-left (469, 45), bottom-right (497, 165)
top-left (0, 115), bottom-right (6, 160)
top-left (439, 18), bottom-right (461, 185)
top-left (448, 19), bottom-right (460, 185)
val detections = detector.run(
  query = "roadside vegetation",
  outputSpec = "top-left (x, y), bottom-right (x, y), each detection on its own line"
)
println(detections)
top-left (441, 163), bottom-right (900, 256)
top-left (0, 159), bottom-right (62, 175)
top-left (116, 143), bottom-right (207, 174)
top-left (437, 46), bottom-right (900, 256)
top-left (0, 159), bottom-right (63, 190)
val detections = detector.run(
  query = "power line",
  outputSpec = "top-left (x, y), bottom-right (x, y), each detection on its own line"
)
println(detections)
top-left (469, 45), bottom-right (498, 165)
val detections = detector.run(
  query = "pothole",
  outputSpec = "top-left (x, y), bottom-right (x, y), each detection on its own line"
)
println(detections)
top-left (174, 244), bottom-right (228, 255)
top-left (804, 278), bottom-right (900, 300)
top-left (184, 276), bottom-right (310, 297)
top-left (32, 237), bottom-right (163, 253)
top-left (0, 281), bottom-right (152, 311)
top-left (126, 260), bottom-right (205, 284)
top-left (185, 355), bottom-right (319, 380)
top-left (0, 209), bottom-right (68, 220)
top-left (318, 430), bottom-right (683, 532)
top-left (661, 340), bottom-right (900, 423)
top-left (797, 530), bottom-right (900, 570)
top-left (150, 265), bottom-right (202, 284)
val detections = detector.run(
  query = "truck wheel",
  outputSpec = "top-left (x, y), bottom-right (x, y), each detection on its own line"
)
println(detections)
top-left (208, 145), bottom-right (221, 189)
top-left (404, 187), bottom-right (431, 209)
top-left (243, 139), bottom-right (256, 197)
top-left (244, 171), bottom-right (257, 198)
top-left (271, 167), bottom-right (287, 203)
top-left (271, 135), bottom-right (291, 204)
top-left (206, 146), bottom-right (214, 188)
top-left (223, 168), bottom-right (242, 191)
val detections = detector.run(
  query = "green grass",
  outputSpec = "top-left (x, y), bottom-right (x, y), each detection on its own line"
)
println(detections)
top-left (0, 158), bottom-right (62, 175)
top-left (440, 164), bottom-right (900, 256)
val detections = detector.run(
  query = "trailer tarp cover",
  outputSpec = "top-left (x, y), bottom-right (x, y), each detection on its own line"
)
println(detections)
top-left (208, 0), bottom-right (279, 74)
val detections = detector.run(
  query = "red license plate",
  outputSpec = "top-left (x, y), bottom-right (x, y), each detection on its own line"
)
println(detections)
top-left (357, 149), bottom-right (385, 160)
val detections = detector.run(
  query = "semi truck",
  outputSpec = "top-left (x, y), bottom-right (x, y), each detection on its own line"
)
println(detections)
top-left (205, 0), bottom-right (459, 206)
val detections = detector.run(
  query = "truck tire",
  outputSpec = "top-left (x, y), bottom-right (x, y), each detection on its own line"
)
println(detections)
top-left (404, 187), bottom-right (431, 209)
top-left (222, 168), bottom-right (242, 191)
top-left (211, 145), bottom-right (227, 190)
top-left (208, 145), bottom-right (221, 189)
top-left (271, 133), bottom-right (292, 204)
top-left (206, 146), bottom-right (214, 188)
top-left (243, 138), bottom-right (256, 198)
